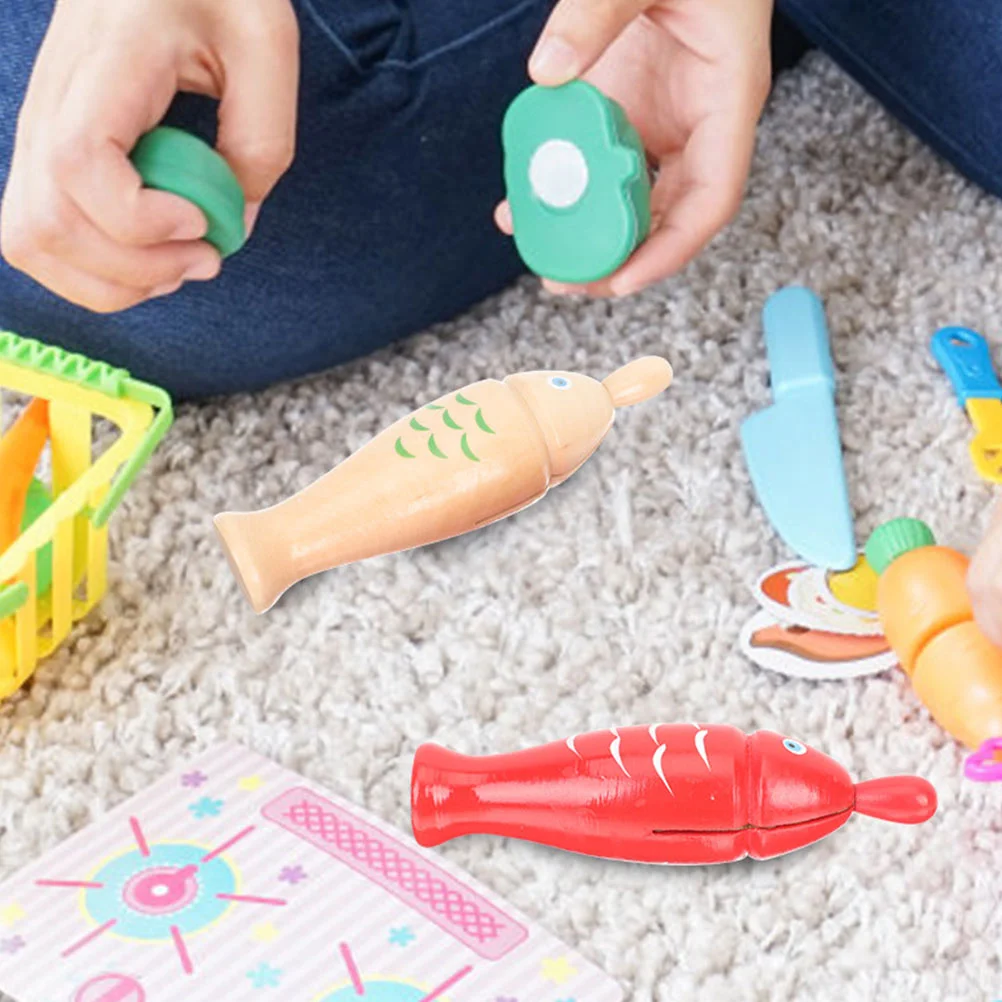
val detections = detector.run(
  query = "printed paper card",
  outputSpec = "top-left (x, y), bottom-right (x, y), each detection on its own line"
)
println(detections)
top-left (0, 743), bottom-right (622, 1002)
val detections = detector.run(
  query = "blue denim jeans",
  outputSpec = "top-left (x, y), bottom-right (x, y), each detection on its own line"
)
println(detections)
top-left (0, 1), bottom-right (999, 399)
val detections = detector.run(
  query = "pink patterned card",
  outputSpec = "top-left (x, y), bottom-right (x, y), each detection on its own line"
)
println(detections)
top-left (0, 744), bottom-right (622, 1002)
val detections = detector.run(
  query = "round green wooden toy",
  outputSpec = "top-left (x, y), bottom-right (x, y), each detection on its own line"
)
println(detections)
top-left (130, 126), bottom-right (246, 258)
top-left (502, 81), bottom-right (651, 284)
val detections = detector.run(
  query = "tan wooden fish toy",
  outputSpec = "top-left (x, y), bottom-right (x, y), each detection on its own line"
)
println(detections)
top-left (215, 356), bottom-right (672, 612)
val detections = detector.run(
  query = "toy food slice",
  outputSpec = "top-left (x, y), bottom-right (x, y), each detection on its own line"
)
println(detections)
top-left (740, 610), bottom-right (895, 681)
top-left (825, 555), bottom-right (879, 613)
top-left (755, 562), bottom-right (882, 637)
top-left (503, 81), bottom-right (651, 283)
top-left (749, 621), bottom-right (889, 663)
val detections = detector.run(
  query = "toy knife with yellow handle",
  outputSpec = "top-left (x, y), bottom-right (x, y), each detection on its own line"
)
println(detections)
top-left (215, 356), bottom-right (673, 613)
top-left (931, 326), bottom-right (1002, 483)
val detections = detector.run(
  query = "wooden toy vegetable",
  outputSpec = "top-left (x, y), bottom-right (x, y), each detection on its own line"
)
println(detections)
top-left (866, 517), bottom-right (1002, 750)
top-left (411, 724), bottom-right (937, 864)
top-left (215, 356), bottom-right (672, 613)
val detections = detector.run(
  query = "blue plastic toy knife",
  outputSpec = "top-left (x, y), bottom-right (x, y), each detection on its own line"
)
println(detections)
top-left (740, 287), bottom-right (856, 570)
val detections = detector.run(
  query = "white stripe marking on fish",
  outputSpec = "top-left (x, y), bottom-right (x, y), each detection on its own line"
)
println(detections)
top-left (694, 728), bottom-right (711, 770)
top-left (609, 727), bottom-right (630, 777)
top-left (652, 744), bottom-right (675, 797)
top-left (566, 735), bottom-right (582, 759)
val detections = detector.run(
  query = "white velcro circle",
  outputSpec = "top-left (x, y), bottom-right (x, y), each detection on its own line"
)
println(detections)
top-left (528, 139), bottom-right (589, 209)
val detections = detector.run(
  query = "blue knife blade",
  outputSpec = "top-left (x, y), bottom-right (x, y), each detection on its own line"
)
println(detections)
top-left (740, 287), bottom-right (856, 571)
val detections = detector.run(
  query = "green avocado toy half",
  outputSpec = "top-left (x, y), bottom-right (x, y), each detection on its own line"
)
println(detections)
top-left (502, 81), bottom-right (651, 284)
top-left (130, 127), bottom-right (247, 258)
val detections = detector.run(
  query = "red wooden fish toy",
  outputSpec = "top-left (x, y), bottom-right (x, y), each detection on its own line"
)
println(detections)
top-left (411, 724), bottom-right (937, 864)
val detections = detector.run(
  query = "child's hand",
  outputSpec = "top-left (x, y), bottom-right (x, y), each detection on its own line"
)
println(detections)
top-left (497, 0), bottom-right (773, 297)
top-left (969, 501), bottom-right (1002, 645)
top-left (0, 0), bottom-right (299, 313)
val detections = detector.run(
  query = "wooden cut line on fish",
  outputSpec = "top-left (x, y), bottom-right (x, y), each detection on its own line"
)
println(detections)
top-left (214, 356), bottom-right (673, 613)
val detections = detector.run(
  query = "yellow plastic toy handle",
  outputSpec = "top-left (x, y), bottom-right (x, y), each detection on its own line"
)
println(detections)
top-left (965, 398), bottom-right (1002, 483)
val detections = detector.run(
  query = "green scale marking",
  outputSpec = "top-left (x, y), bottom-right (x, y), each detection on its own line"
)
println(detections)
top-left (394, 391), bottom-right (496, 462)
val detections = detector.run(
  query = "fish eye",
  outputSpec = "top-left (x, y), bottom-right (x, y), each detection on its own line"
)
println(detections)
top-left (549, 376), bottom-right (571, 390)
top-left (783, 738), bottom-right (807, 755)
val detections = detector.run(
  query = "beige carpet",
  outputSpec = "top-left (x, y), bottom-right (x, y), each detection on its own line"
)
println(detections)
top-left (2, 53), bottom-right (1001, 1001)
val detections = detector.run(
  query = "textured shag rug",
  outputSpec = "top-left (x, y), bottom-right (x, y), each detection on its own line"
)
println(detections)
top-left (2, 53), bottom-right (1002, 1002)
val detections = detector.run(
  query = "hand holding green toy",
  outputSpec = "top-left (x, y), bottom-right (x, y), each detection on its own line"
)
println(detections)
top-left (503, 81), bottom-right (652, 285)
top-left (0, 0), bottom-right (298, 313)
top-left (497, 0), bottom-right (774, 297)
top-left (130, 128), bottom-right (247, 260)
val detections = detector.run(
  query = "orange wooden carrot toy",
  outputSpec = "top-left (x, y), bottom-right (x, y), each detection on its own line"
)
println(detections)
top-left (865, 517), bottom-right (1002, 752)
top-left (0, 398), bottom-right (49, 555)
top-left (215, 356), bottom-right (672, 612)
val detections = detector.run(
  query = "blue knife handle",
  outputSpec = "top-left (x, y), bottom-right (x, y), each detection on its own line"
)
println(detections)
top-left (931, 326), bottom-right (1002, 404)
top-left (761, 286), bottom-right (835, 400)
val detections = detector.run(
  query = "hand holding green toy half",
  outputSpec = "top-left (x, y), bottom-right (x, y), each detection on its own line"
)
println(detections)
top-left (503, 81), bottom-right (652, 284)
top-left (0, 0), bottom-right (298, 313)
top-left (130, 127), bottom-right (246, 260)
top-left (497, 0), bottom-right (774, 297)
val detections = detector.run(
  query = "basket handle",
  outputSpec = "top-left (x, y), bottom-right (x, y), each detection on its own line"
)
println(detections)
top-left (91, 378), bottom-right (174, 528)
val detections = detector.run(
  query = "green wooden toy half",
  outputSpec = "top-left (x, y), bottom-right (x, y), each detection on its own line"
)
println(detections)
top-left (20, 478), bottom-right (53, 596)
top-left (130, 127), bottom-right (246, 258)
top-left (502, 82), bottom-right (651, 284)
